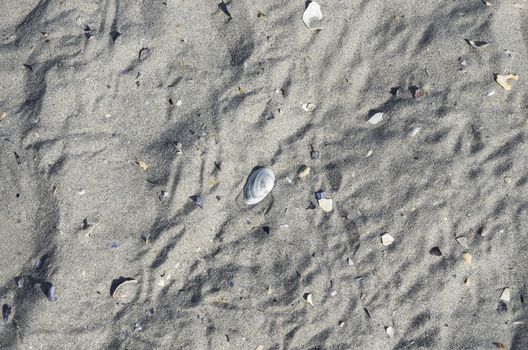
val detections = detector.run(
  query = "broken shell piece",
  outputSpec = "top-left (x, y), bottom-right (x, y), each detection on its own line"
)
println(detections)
top-left (136, 160), bottom-right (148, 171)
top-left (303, 1), bottom-right (323, 30)
top-left (464, 277), bottom-right (471, 286)
top-left (368, 112), bottom-right (383, 125)
top-left (462, 253), bottom-right (472, 264)
top-left (301, 102), bottom-right (316, 112)
top-left (256, 346), bottom-right (264, 350)
top-left (303, 293), bottom-right (314, 306)
top-left (456, 236), bottom-right (469, 249)
top-left (244, 167), bottom-right (275, 205)
top-left (110, 277), bottom-right (138, 302)
top-left (315, 191), bottom-right (333, 212)
top-left (500, 287), bottom-right (511, 302)
top-left (297, 165), bottom-right (310, 178)
top-left (318, 198), bottom-right (333, 212)
top-left (493, 343), bottom-right (507, 350)
top-left (495, 74), bottom-right (518, 91)
top-left (0, 112), bottom-right (6, 122)
top-left (381, 233), bottom-right (394, 246)
top-left (386, 326), bottom-right (395, 338)
top-left (466, 39), bottom-right (489, 48)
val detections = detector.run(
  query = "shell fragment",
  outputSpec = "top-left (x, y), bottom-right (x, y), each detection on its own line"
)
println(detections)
top-left (368, 112), bottom-right (383, 125)
top-left (495, 74), bottom-right (518, 91)
top-left (500, 287), bottom-right (511, 302)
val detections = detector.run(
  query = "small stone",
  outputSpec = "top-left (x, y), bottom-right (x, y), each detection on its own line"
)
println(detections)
top-left (315, 191), bottom-right (327, 200)
top-left (386, 326), bottom-right (395, 338)
top-left (159, 190), bottom-right (168, 201)
top-left (347, 258), bottom-right (354, 266)
top-left (462, 253), bottom-right (472, 264)
top-left (301, 103), bottom-right (316, 112)
top-left (368, 112), bottom-right (383, 125)
top-left (297, 165), bottom-right (310, 178)
top-left (464, 277), bottom-right (471, 286)
top-left (136, 160), bottom-right (148, 171)
top-left (500, 287), bottom-right (511, 302)
top-left (0, 112), bottom-right (6, 122)
top-left (497, 301), bottom-right (507, 312)
top-left (310, 145), bottom-right (320, 159)
top-left (2, 304), bottom-right (12, 322)
top-left (189, 195), bottom-right (203, 209)
top-left (429, 246), bottom-right (442, 256)
top-left (411, 87), bottom-right (427, 99)
top-left (176, 100), bottom-right (182, 107)
top-left (381, 233), bottom-right (394, 246)
top-left (303, 293), bottom-right (314, 306)
top-left (493, 342), bottom-right (507, 350)
top-left (456, 236), bottom-right (469, 249)
top-left (134, 323), bottom-right (143, 331)
top-left (338, 320), bottom-right (345, 327)
top-left (318, 198), bottom-right (333, 213)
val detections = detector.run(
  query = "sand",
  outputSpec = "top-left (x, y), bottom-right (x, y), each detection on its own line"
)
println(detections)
top-left (1, 0), bottom-right (527, 349)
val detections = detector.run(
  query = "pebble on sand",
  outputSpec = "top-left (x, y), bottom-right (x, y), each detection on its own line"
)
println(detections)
top-left (381, 233), bottom-right (394, 246)
top-left (429, 246), bottom-right (442, 256)
top-left (303, 293), bottom-right (314, 306)
top-left (456, 236), bottom-right (469, 249)
top-left (462, 253), bottom-right (472, 264)
top-left (2, 304), bottom-right (11, 322)
top-left (314, 191), bottom-right (333, 213)
top-left (493, 342), bottom-right (507, 350)
top-left (136, 160), bottom-right (148, 171)
top-left (385, 326), bottom-right (395, 338)
top-left (297, 165), bottom-right (310, 178)
top-left (500, 287), bottom-right (511, 303)
top-left (368, 112), bottom-right (383, 125)
top-left (303, 1), bottom-right (323, 30)
top-left (301, 103), bottom-right (316, 112)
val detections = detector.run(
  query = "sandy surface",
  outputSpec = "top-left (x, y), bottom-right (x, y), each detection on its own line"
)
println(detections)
top-left (1, 0), bottom-right (528, 349)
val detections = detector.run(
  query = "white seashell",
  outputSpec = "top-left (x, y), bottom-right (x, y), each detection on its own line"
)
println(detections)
top-left (244, 167), bottom-right (275, 205)
top-left (303, 1), bottom-right (323, 30)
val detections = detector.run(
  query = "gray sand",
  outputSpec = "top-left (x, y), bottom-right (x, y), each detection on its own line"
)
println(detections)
top-left (1, 0), bottom-right (527, 349)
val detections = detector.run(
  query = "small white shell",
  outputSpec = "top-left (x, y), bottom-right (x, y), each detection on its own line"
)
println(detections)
top-left (244, 167), bottom-right (275, 205)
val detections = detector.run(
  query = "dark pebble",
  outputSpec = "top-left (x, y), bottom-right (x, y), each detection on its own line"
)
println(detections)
top-left (2, 304), bottom-right (11, 322)
top-left (429, 246), bottom-right (443, 256)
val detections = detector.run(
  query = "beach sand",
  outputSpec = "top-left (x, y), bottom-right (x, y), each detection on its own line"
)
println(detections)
top-left (1, 0), bottom-right (527, 349)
